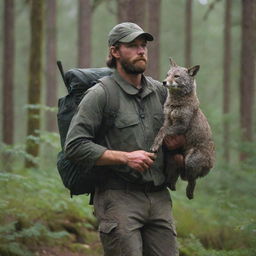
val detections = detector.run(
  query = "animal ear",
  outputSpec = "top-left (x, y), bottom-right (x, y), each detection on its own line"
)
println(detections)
top-left (169, 57), bottom-right (177, 67)
top-left (188, 65), bottom-right (200, 76)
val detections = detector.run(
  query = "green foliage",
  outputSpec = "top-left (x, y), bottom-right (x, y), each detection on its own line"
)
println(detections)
top-left (0, 165), bottom-right (96, 255)
top-left (179, 234), bottom-right (256, 256)
top-left (171, 161), bottom-right (256, 255)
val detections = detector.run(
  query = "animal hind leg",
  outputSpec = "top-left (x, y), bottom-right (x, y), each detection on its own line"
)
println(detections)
top-left (183, 149), bottom-right (210, 180)
top-left (186, 179), bottom-right (196, 200)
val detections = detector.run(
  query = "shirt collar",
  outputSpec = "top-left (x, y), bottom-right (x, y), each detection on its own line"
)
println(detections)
top-left (112, 70), bottom-right (154, 98)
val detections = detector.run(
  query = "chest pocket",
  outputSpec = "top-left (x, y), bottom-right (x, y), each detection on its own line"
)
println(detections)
top-left (115, 113), bottom-right (140, 129)
top-left (111, 113), bottom-right (140, 151)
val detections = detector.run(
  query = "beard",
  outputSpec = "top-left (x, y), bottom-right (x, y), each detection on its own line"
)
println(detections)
top-left (120, 57), bottom-right (147, 75)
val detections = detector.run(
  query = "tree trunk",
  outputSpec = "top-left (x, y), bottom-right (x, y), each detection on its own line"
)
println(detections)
top-left (185, 0), bottom-right (192, 67)
top-left (78, 0), bottom-right (92, 68)
top-left (2, 0), bottom-right (14, 145)
top-left (26, 0), bottom-right (44, 168)
top-left (146, 0), bottom-right (161, 80)
top-left (45, 0), bottom-right (57, 132)
top-left (117, 0), bottom-right (146, 28)
top-left (239, 0), bottom-right (255, 160)
top-left (223, 0), bottom-right (232, 162)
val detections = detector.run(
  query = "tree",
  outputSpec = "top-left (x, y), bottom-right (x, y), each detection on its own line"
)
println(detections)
top-left (185, 0), bottom-right (192, 67)
top-left (2, 0), bottom-right (15, 145)
top-left (222, 0), bottom-right (232, 162)
top-left (117, 0), bottom-right (146, 28)
top-left (146, 0), bottom-right (161, 80)
top-left (239, 0), bottom-right (255, 160)
top-left (78, 0), bottom-right (92, 68)
top-left (45, 0), bottom-right (57, 132)
top-left (26, 0), bottom-right (44, 168)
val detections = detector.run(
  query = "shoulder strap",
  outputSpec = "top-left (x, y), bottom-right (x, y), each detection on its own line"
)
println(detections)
top-left (99, 76), bottom-right (119, 117)
top-left (96, 76), bottom-right (119, 141)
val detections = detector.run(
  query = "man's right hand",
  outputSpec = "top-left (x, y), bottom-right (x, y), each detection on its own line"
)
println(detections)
top-left (125, 150), bottom-right (156, 172)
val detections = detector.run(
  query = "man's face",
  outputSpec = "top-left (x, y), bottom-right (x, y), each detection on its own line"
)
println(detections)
top-left (114, 37), bottom-right (148, 74)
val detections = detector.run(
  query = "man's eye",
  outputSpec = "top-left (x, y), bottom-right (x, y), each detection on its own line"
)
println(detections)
top-left (174, 75), bottom-right (180, 78)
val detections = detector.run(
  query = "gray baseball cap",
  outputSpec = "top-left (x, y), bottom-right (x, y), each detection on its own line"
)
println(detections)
top-left (108, 22), bottom-right (154, 46)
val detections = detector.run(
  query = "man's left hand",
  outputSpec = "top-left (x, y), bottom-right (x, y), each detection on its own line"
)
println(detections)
top-left (163, 135), bottom-right (186, 150)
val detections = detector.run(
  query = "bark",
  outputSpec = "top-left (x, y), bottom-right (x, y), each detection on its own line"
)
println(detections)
top-left (78, 0), bottom-right (92, 68)
top-left (146, 0), bottom-right (161, 80)
top-left (26, 0), bottom-right (44, 168)
top-left (117, 0), bottom-right (146, 28)
top-left (239, 0), bottom-right (255, 160)
top-left (45, 0), bottom-right (57, 132)
top-left (223, 0), bottom-right (232, 162)
top-left (185, 0), bottom-right (192, 67)
top-left (2, 0), bottom-right (14, 145)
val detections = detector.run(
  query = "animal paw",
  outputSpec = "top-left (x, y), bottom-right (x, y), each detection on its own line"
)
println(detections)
top-left (150, 145), bottom-right (159, 153)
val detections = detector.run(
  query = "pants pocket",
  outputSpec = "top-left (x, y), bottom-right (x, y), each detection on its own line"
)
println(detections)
top-left (98, 221), bottom-right (121, 256)
top-left (98, 221), bottom-right (118, 234)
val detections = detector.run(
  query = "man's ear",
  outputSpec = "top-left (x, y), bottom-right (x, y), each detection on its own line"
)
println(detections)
top-left (188, 65), bottom-right (200, 76)
top-left (110, 46), bottom-right (120, 59)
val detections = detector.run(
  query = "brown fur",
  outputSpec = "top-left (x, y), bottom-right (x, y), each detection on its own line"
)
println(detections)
top-left (151, 58), bottom-right (215, 199)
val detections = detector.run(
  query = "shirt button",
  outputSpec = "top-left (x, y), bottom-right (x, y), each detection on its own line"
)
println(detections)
top-left (140, 114), bottom-right (145, 118)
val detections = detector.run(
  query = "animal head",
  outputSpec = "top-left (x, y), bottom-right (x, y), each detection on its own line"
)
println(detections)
top-left (163, 57), bottom-right (200, 95)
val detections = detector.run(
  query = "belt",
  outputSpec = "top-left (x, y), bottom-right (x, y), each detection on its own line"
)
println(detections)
top-left (99, 176), bottom-right (166, 193)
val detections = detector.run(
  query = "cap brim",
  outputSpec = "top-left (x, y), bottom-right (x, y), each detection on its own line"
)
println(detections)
top-left (118, 31), bottom-right (154, 43)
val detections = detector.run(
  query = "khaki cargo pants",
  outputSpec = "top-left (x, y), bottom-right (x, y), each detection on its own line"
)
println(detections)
top-left (93, 188), bottom-right (179, 256)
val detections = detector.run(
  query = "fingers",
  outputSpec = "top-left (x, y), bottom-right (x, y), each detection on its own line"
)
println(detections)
top-left (146, 152), bottom-right (157, 161)
top-left (126, 151), bottom-right (156, 172)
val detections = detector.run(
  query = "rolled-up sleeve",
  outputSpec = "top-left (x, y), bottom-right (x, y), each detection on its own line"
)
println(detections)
top-left (64, 84), bottom-right (108, 167)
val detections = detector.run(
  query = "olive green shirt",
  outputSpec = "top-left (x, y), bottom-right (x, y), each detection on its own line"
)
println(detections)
top-left (65, 70), bottom-right (167, 186)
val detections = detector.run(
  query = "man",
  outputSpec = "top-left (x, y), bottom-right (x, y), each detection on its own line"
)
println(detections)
top-left (65, 22), bottom-right (181, 256)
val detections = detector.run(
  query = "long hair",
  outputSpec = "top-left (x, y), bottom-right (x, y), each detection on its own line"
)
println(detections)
top-left (106, 43), bottom-right (120, 68)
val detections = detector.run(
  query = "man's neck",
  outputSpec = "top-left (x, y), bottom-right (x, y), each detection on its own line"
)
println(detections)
top-left (117, 67), bottom-right (142, 89)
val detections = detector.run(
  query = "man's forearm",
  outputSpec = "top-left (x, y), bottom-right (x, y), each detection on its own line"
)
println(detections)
top-left (95, 150), bottom-right (128, 166)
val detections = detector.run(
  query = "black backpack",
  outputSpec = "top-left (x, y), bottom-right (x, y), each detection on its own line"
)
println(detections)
top-left (56, 61), bottom-right (119, 197)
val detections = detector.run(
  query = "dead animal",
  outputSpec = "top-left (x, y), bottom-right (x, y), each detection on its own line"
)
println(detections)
top-left (151, 58), bottom-right (215, 199)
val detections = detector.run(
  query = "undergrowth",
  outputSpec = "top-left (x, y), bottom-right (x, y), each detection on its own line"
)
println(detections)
top-left (172, 160), bottom-right (256, 256)
top-left (0, 139), bottom-right (255, 255)
top-left (0, 167), bottom-right (98, 256)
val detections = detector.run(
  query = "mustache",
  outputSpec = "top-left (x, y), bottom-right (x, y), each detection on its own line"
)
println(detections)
top-left (134, 57), bottom-right (147, 62)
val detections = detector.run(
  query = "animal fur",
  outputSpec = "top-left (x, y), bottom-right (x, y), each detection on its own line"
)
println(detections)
top-left (151, 58), bottom-right (215, 199)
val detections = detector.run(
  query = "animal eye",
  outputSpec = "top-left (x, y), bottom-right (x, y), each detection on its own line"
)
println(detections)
top-left (174, 75), bottom-right (180, 78)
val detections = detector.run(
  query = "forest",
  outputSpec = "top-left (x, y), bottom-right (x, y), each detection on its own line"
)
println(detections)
top-left (0, 0), bottom-right (256, 255)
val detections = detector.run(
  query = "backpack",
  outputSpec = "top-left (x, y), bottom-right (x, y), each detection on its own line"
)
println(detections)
top-left (56, 61), bottom-right (119, 197)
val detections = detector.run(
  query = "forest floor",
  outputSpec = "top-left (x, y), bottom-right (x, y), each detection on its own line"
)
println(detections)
top-left (35, 247), bottom-right (87, 256)
top-left (33, 229), bottom-right (103, 256)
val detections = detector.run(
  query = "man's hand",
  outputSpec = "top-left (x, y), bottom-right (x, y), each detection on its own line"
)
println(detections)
top-left (96, 149), bottom-right (155, 172)
top-left (163, 135), bottom-right (186, 150)
top-left (126, 150), bottom-right (156, 172)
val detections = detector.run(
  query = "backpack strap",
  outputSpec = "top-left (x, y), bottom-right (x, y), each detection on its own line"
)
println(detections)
top-left (97, 76), bottom-right (119, 141)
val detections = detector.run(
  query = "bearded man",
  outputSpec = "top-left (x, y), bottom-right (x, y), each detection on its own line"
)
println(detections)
top-left (65, 22), bottom-right (180, 256)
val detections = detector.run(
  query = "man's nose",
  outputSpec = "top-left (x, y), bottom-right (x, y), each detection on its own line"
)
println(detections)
top-left (137, 46), bottom-right (145, 55)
